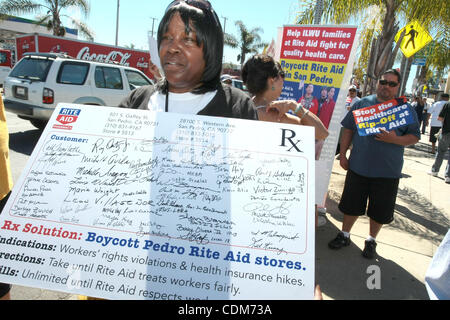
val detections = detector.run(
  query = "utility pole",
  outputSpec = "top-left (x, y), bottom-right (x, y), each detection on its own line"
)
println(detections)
top-left (115, 0), bottom-right (120, 46)
top-left (221, 16), bottom-right (228, 64)
top-left (149, 17), bottom-right (158, 37)
top-left (222, 16), bottom-right (228, 34)
top-left (314, 0), bottom-right (324, 25)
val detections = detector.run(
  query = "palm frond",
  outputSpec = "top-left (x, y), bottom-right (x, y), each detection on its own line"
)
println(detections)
top-left (224, 33), bottom-right (238, 48)
top-left (0, 0), bottom-right (41, 17)
top-left (0, 0), bottom-right (93, 40)
top-left (67, 17), bottom-right (94, 41)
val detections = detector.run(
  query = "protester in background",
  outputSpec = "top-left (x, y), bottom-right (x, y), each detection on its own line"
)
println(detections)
top-left (329, 69), bottom-right (420, 259)
top-left (336, 85), bottom-right (360, 157)
top-left (119, 0), bottom-right (256, 121)
top-left (241, 54), bottom-right (328, 140)
top-left (412, 96), bottom-right (425, 130)
top-left (427, 93), bottom-right (449, 154)
top-left (220, 74), bottom-right (232, 86)
top-left (0, 95), bottom-right (13, 300)
top-left (428, 100), bottom-right (450, 183)
top-left (421, 97), bottom-right (430, 134)
top-left (345, 85), bottom-right (360, 116)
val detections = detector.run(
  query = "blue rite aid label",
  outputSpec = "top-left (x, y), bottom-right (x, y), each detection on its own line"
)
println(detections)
top-left (56, 108), bottom-right (81, 125)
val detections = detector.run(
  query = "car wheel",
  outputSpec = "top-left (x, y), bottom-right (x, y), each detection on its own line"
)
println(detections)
top-left (29, 119), bottom-right (48, 130)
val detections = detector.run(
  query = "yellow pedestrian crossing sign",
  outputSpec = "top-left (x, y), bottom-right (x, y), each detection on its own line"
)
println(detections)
top-left (395, 21), bottom-right (433, 58)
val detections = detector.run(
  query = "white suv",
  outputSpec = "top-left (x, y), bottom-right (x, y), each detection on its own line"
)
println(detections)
top-left (4, 52), bottom-right (153, 129)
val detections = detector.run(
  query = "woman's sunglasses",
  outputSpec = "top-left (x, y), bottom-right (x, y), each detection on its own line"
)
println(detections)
top-left (166, 0), bottom-right (212, 11)
top-left (165, 0), bottom-right (220, 26)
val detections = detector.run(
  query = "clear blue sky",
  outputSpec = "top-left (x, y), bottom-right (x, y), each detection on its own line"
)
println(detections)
top-left (83, 0), bottom-right (301, 64)
top-left (81, 0), bottom-right (416, 91)
top-left (21, 0), bottom-right (420, 92)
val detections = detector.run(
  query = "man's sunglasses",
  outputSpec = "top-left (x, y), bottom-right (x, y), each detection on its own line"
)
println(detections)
top-left (379, 79), bottom-right (399, 87)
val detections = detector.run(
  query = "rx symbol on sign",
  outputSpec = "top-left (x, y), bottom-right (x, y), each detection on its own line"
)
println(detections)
top-left (280, 129), bottom-right (303, 152)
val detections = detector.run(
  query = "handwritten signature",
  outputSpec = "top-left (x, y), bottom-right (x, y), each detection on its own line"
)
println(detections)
top-left (243, 201), bottom-right (291, 217)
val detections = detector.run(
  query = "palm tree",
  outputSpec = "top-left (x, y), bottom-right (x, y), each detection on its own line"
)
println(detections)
top-left (224, 20), bottom-right (267, 68)
top-left (296, 0), bottom-right (450, 95)
top-left (0, 0), bottom-right (94, 41)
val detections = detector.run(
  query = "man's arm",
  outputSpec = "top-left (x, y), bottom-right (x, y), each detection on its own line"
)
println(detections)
top-left (437, 102), bottom-right (450, 122)
top-left (339, 128), bottom-right (354, 170)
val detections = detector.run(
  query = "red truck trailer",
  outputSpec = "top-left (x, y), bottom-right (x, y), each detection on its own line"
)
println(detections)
top-left (0, 49), bottom-right (13, 86)
top-left (15, 33), bottom-right (153, 78)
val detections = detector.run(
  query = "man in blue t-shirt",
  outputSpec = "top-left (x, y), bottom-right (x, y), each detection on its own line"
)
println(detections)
top-left (328, 69), bottom-right (420, 259)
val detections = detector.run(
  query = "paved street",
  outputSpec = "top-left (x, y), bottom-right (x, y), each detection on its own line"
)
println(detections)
top-left (3, 110), bottom-right (449, 300)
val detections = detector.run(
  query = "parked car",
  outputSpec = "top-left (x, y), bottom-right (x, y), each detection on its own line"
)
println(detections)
top-left (230, 78), bottom-right (246, 91)
top-left (221, 74), bottom-right (248, 94)
top-left (3, 52), bottom-right (153, 129)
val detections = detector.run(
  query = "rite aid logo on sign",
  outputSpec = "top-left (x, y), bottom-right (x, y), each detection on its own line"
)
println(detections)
top-left (53, 108), bottom-right (81, 130)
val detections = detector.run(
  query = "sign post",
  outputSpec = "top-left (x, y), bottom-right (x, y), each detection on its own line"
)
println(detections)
top-left (395, 21), bottom-right (433, 58)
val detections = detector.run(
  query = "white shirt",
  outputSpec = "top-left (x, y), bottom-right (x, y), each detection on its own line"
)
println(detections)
top-left (425, 229), bottom-right (450, 300)
top-left (350, 96), bottom-right (360, 107)
top-left (341, 96), bottom-right (360, 120)
top-left (147, 91), bottom-right (217, 115)
top-left (428, 100), bottom-right (447, 127)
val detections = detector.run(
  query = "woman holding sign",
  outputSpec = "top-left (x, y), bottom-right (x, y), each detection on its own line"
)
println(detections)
top-left (241, 54), bottom-right (328, 140)
top-left (119, 0), bottom-right (255, 120)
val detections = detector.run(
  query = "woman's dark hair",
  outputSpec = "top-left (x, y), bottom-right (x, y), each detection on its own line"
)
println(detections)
top-left (157, 1), bottom-right (223, 94)
top-left (242, 54), bottom-right (284, 96)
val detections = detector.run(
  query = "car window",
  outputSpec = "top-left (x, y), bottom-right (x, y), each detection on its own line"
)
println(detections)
top-left (95, 66), bottom-right (123, 90)
top-left (232, 80), bottom-right (244, 90)
top-left (124, 69), bottom-right (151, 89)
top-left (57, 62), bottom-right (89, 85)
top-left (0, 52), bottom-right (7, 64)
top-left (9, 57), bottom-right (53, 81)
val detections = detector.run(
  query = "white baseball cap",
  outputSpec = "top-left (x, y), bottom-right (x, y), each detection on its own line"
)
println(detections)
top-left (221, 74), bottom-right (232, 82)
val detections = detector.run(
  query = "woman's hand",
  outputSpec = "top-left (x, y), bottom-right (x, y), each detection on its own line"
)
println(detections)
top-left (149, 61), bottom-right (162, 81)
top-left (266, 100), bottom-right (298, 117)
